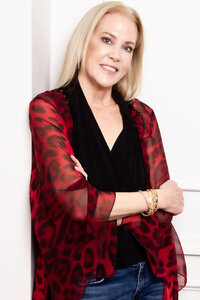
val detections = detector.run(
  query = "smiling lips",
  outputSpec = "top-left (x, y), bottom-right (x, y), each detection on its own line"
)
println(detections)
top-left (101, 64), bottom-right (118, 73)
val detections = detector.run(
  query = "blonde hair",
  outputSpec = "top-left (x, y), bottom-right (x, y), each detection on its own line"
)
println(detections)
top-left (57, 1), bottom-right (144, 100)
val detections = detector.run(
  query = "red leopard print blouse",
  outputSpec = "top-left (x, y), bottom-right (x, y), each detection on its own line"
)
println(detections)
top-left (29, 89), bottom-right (186, 300)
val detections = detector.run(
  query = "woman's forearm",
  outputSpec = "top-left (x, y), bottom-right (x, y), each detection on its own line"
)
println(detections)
top-left (109, 179), bottom-right (184, 221)
top-left (109, 191), bottom-right (149, 220)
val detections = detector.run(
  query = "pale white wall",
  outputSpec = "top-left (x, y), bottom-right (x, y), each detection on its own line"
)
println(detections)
top-left (0, 0), bottom-right (32, 299)
top-left (32, 0), bottom-right (51, 97)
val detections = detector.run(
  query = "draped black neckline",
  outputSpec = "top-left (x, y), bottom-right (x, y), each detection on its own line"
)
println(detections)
top-left (88, 105), bottom-right (124, 153)
top-left (78, 87), bottom-right (125, 153)
top-left (61, 78), bottom-right (148, 192)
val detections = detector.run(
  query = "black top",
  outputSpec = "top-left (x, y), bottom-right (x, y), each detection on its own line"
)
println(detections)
top-left (62, 79), bottom-right (148, 269)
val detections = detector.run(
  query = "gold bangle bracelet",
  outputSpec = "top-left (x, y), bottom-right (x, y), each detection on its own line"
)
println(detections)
top-left (148, 189), bottom-right (158, 214)
top-left (139, 189), bottom-right (158, 217)
top-left (139, 190), bottom-right (154, 217)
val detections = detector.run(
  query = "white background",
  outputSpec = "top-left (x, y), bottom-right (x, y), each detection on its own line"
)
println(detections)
top-left (0, 0), bottom-right (199, 299)
top-left (0, 0), bottom-right (32, 299)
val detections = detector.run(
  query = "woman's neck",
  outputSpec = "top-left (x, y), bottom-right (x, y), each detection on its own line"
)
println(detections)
top-left (78, 73), bottom-right (115, 108)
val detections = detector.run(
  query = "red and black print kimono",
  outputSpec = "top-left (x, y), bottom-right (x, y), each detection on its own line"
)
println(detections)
top-left (29, 88), bottom-right (186, 300)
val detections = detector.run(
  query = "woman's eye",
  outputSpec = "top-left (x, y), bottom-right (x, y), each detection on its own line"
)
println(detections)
top-left (124, 45), bottom-right (133, 53)
top-left (102, 37), bottom-right (111, 44)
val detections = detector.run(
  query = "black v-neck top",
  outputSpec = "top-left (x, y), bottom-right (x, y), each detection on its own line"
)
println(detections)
top-left (61, 79), bottom-right (148, 269)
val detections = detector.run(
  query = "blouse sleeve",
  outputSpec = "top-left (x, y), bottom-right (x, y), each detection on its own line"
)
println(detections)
top-left (29, 97), bottom-right (115, 222)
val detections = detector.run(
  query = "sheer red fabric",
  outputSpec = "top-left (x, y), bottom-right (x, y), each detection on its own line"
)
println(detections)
top-left (29, 89), bottom-right (186, 300)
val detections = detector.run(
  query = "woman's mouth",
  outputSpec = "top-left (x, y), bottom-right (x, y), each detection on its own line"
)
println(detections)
top-left (100, 64), bottom-right (118, 73)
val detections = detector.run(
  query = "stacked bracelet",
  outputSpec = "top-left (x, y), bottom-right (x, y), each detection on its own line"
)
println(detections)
top-left (139, 189), bottom-right (158, 217)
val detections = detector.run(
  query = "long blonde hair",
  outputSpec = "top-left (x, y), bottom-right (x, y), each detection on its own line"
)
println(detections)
top-left (57, 1), bottom-right (144, 100)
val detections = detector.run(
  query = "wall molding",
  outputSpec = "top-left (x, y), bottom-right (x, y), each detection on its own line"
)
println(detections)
top-left (183, 189), bottom-right (200, 192)
top-left (182, 286), bottom-right (200, 292)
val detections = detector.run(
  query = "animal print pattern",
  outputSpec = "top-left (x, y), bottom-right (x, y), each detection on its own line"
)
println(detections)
top-left (29, 89), bottom-right (186, 299)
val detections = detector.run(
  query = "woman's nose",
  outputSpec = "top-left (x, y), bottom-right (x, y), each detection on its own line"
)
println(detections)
top-left (109, 47), bottom-right (120, 62)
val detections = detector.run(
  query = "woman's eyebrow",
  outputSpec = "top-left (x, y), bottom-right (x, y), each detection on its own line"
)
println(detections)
top-left (101, 31), bottom-right (136, 45)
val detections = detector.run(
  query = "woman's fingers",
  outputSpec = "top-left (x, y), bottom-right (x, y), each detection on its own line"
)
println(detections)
top-left (71, 155), bottom-right (81, 166)
top-left (117, 218), bottom-right (123, 226)
top-left (158, 180), bottom-right (184, 215)
top-left (74, 166), bottom-right (88, 179)
top-left (71, 155), bottom-right (88, 180)
top-left (71, 155), bottom-right (83, 168)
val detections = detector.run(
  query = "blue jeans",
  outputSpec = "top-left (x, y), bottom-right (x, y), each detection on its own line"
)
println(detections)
top-left (81, 261), bottom-right (163, 300)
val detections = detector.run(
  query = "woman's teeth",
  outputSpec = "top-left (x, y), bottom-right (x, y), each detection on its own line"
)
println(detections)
top-left (102, 65), bottom-right (117, 72)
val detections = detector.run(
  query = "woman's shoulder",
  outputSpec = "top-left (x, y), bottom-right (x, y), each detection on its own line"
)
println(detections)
top-left (127, 98), bottom-right (155, 120)
top-left (30, 88), bottom-right (66, 106)
top-left (126, 98), bottom-right (158, 136)
top-left (29, 88), bottom-right (73, 131)
top-left (29, 88), bottom-right (73, 132)
top-left (128, 98), bottom-right (154, 114)
top-left (29, 88), bottom-right (71, 116)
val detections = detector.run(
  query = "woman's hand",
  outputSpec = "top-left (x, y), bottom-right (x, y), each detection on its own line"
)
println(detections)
top-left (157, 180), bottom-right (184, 215)
top-left (71, 155), bottom-right (88, 180)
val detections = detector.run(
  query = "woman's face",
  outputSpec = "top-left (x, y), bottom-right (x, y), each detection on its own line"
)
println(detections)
top-left (79, 12), bottom-right (138, 92)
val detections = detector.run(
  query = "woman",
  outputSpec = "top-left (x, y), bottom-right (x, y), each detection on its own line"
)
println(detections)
top-left (29, 2), bottom-right (186, 299)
